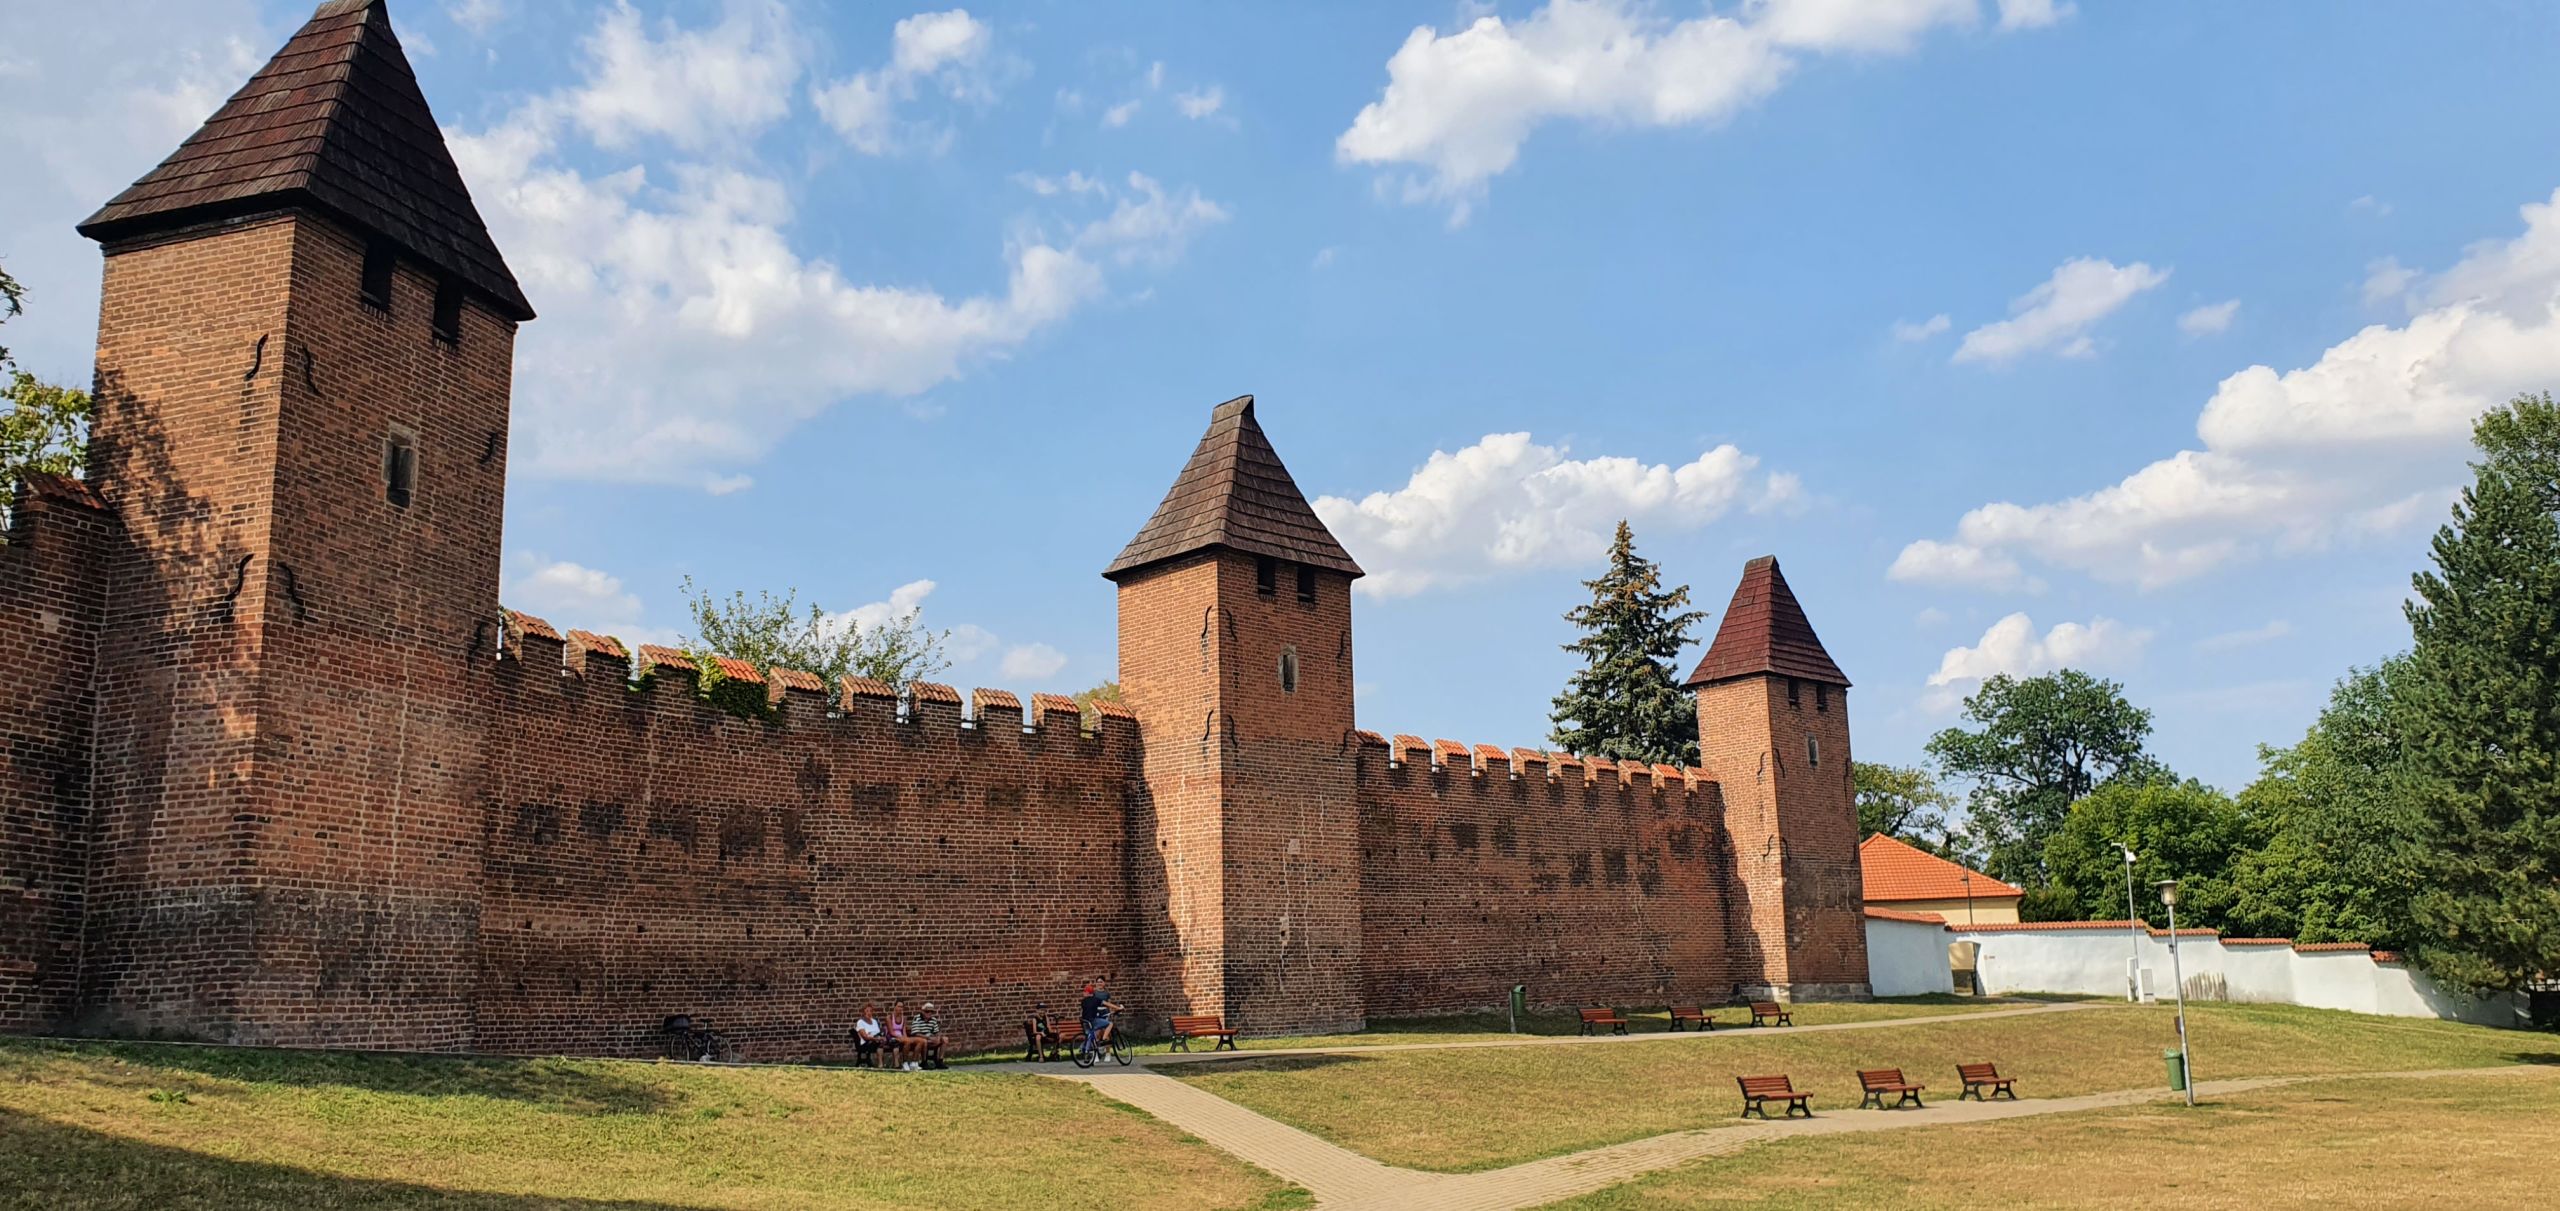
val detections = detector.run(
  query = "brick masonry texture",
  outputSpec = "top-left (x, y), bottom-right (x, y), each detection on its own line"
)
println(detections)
top-left (0, 0), bottom-right (1869, 1058)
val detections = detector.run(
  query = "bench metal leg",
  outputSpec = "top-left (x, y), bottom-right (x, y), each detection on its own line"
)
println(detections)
top-left (1788, 1099), bottom-right (1812, 1118)
top-left (1741, 1100), bottom-right (1765, 1119)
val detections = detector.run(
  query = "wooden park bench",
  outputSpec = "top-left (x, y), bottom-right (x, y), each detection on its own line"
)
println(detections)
top-left (1668, 1005), bottom-right (1718, 1032)
top-left (1958, 1062), bottom-right (2018, 1101)
top-left (1857, 1067), bottom-right (1927, 1110)
top-left (1737, 1074), bottom-right (1812, 1119)
top-left (1578, 1007), bottom-right (1630, 1035)
top-left (1169, 1014), bottom-right (1239, 1052)
top-left (1749, 1000), bottom-right (1794, 1028)
top-left (1035, 1019), bottom-right (1080, 1061)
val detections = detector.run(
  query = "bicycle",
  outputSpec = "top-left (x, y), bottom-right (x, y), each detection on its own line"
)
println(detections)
top-left (1074, 1013), bottom-right (1133, 1067)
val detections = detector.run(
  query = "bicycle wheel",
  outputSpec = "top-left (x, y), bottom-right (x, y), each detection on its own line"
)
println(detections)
top-left (1112, 1034), bottom-right (1132, 1066)
top-left (1073, 1040), bottom-right (1096, 1069)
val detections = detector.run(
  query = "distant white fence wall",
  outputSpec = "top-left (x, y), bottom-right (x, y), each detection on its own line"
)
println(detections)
top-left (1949, 923), bottom-right (2525, 1028)
top-left (1864, 915), bottom-right (1956, 997)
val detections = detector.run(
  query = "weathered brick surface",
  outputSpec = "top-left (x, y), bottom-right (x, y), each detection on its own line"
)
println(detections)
top-left (1699, 676), bottom-right (1870, 998)
top-left (0, 489), bottom-right (111, 1032)
top-left (1356, 742), bottom-right (1744, 1015)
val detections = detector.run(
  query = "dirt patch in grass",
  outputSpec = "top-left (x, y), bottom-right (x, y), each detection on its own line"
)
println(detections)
top-left (1169, 1002), bottom-right (2556, 1171)
top-left (0, 1039), bottom-right (1300, 1211)
top-left (1544, 1069), bottom-right (2560, 1209)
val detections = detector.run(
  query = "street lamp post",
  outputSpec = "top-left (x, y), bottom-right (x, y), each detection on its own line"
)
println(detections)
top-left (1960, 870), bottom-right (1976, 927)
top-left (2158, 878), bottom-right (2194, 1106)
top-left (2119, 845), bottom-right (2140, 1002)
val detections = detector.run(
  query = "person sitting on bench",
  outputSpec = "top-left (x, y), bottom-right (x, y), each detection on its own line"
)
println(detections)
top-left (911, 1002), bottom-right (947, 1069)
top-left (1023, 1000), bottom-right (1055, 1061)
top-left (852, 1003), bottom-right (885, 1069)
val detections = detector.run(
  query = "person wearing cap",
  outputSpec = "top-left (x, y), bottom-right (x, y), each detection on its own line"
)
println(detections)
top-left (911, 1001), bottom-right (946, 1069)
top-left (1023, 1000), bottom-right (1055, 1062)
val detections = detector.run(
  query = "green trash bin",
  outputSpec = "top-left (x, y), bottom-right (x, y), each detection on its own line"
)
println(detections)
top-left (2163, 1048), bottom-right (2188, 1091)
top-left (1510, 985), bottom-right (1527, 1033)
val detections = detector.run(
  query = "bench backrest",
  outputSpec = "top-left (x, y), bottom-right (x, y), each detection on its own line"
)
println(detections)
top-left (1170, 1015), bottom-right (1226, 1032)
top-left (1737, 1074), bottom-right (1797, 1097)
top-left (1857, 1068), bottom-right (1907, 1089)
top-left (1670, 1006), bottom-right (1704, 1016)
top-left (1578, 1008), bottom-right (1619, 1022)
top-left (1750, 1001), bottom-right (1782, 1014)
top-left (1959, 1063), bottom-right (2002, 1082)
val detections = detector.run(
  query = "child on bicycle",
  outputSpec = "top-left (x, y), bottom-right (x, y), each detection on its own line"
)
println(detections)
top-left (1079, 978), bottom-right (1123, 1060)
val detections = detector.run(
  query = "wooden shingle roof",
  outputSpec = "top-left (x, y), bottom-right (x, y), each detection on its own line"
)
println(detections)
top-left (1684, 555), bottom-right (1850, 688)
top-left (77, 0), bottom-right (533, 321)
top-left (1104, 395), bottom-right (1362, 581)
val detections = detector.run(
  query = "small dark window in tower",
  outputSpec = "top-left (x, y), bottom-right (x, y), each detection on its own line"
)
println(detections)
top-left (1806, 734), bottom-right (1820, 767)
top-left (1279, 646), bottom-right (1299, 695)
top-left (431, 278), bottom-right (463, 346)
top-left (383, 431), bottom-right (416, 509)
top-left (1815, 683), bottom-right (1829, 713)
top-left (1296, 563), bottom-right (1317, 604)
top-left (1256, 556), bottom-right (1277, 595)
top-left (1786, 677), bottom-right (1800, 707)
top-left (360, 240), bottom-right (395, 311)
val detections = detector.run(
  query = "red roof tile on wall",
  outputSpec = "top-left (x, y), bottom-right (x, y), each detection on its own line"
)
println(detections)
top-left (1858, 834), bottom-right (2022, 903)
top-left (1685, 555), bottom-right (1849, 688)
top-left (1864, 906), bottom-right (1949, 926)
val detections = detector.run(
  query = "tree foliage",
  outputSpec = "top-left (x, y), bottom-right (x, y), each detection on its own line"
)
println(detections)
top-left (679, 576), bottom-right (951, 693)
top-left (2044, 776), bottom-right (2262, 932)
top-left (0, 262), bottom-right (93, 515)
top-left (1852, 761), bottom-right (1966, 857)
top-left (2395, 393), bottom-right (2560, 992)
top-left (2226, 660), bottom-right (2427, 948)
top-left (1072, 680), bottom-right (1122, 726)
top-left (1548, 521), bottom-right (1706, 765)
top-left (1927, 670), bottom-right (2160, 887)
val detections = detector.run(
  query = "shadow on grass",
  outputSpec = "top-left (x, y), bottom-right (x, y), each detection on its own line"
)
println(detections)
top-left (0, 1107), bottom-right (695, 1210)
top-left (1170, 1053), bottom-right (1373, 1076)
top-left (7, 1040), bottom-right (679, 1116)
top-left (2503, 1051), bottom-right (2560, 1066)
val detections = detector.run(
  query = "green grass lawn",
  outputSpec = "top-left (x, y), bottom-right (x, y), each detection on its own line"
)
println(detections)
top-left (1544, 1069), bottom-right (2560, 1209)
top-left (0, 1038), bottom-right (1306, 1211)
top-left (956, 995), bottom-right (2028, 1066)
top-left (1167, 1002), bottom-right (2559, 1172)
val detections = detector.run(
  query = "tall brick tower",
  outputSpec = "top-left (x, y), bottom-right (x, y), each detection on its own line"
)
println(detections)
top-left (1688, 557), bottom-right (1871, 999)
top-left (73, 0), bottom-right (532, 1046)
top-left (1106, 397), bottom-right (1366, 1033)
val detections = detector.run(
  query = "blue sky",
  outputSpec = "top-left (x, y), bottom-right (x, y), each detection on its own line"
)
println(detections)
top-left (9, 1), bottom-right (2560, 791)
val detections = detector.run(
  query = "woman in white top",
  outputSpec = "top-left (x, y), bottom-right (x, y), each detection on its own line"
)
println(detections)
top-left (852, 1003), bottom-right (885, 1068)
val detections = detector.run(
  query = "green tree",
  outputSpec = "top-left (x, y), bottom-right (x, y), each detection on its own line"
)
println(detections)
top-left (1072, 680), bottom-right (1121, 726)
top-left (0, 262), bottom-right (93, 514)
top-left (679, 577), bottom-right (951, 691)
top-left (1548, 521), bottom-right (1706, 765)
top-left (1852, 761), bottom-right (1966, 856)
top-left (2044, 777), bottom-right (2262, 931)
top-left (2226, 660), bottom-right (2426, 948)
top-left (1927, 670), bottom-right (2161, 887)
top-left (2396, 393), bottom-right (2560, 992)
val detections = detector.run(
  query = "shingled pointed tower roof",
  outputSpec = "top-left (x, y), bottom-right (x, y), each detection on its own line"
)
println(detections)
top-left (1104, 395), bottom-right (1363, 581)
top-left (78, 0), bottom-right (533, 321)
top-left (1684, 555), bottom-right (1850, 688)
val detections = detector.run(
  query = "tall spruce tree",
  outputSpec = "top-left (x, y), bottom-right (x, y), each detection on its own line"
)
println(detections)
top-left (1549, 521), bottom-right (1705, 765)
top-left (2398, 393), bottom-right (2560, 993)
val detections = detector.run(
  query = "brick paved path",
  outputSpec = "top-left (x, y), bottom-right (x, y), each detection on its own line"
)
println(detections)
top-left (1037, 1011), bottom-right (2558, 1211)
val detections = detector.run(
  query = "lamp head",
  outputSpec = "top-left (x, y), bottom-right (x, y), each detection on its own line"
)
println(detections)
top-left (2154, 878), bottom-right (2180, 908)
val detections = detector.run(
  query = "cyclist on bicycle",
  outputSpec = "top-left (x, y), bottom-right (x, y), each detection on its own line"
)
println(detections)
top-left (1079, 978), bottom-right (1123, 1061)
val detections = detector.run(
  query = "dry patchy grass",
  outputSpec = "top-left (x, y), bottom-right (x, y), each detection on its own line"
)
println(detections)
top-left (1169, 1002), bottom-right (2556, 1171)
top-left (0, 1038), bottom-right (1306, 1211)
top-left (1547, 1069), bottom-right (2560, 1209)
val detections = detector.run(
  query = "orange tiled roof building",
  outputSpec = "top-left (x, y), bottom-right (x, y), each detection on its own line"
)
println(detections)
top-left (0, 1), bottom-right (1871, 1057)
top-left (1858, 834), bottom-right (2023, 926)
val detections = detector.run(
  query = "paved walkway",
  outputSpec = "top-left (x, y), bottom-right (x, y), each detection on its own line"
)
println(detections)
top-left (1048, 1049), bottom-right (2558, 1211)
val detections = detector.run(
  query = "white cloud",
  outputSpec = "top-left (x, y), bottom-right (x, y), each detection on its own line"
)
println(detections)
top-left (1335, 0), bottom-right (2050, 222)
top-left (1886, 539), bottom-right (2035, 591)
top-left (1952, 257), bottom-right (2169, 364)
top-left (1312, 432), bottom-right (1799, 596)
top-left (572, 0), bottom-right (800, 152)
top-left (2349, 194), bottom-right (2393, 218)
top-left (1312, 245), bottom-right (1339, 269)
top-left (1101, 98), bottom-right (1141, 128)
top-left (1913, 606), bottom-right (1950, 628)
top-left (502, 555), bottom-right (683, 650)
top-left (1992, 0), bottom-right (2071, 30)
top-left (2177, 299), bottom-right (2239, 337)
top-left (446, 8), bottom-right (1225, 492)
top-left (2362, 257), bottom-right (2416, 305)
top-left (1891, 313), bottom-right (1951, 342)
top-left (0, 1), bottom-right (271, 384)
top-left (449, 0), bottom-right (507, 37)
top-left (811, 7), bottom-right (995, 154)
top-left (2194, 619), bottom-right (2290, 652)
top-left (1897, 187), bottom-right (2560, 590)
top-left (1000, 643), bottom-right (1069, 680)
top-left (1925, 612), bottom-right (2150, 708)
top-left (1174, 85), bottom-right (1225, 119)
